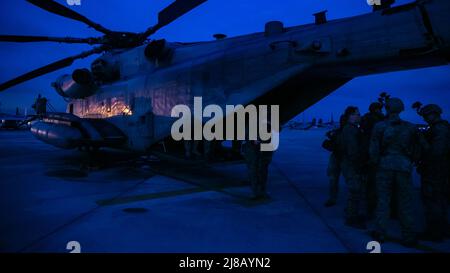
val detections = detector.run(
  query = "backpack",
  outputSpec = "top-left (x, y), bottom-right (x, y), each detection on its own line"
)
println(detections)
top-left (322, 128), bottom-right (341, 152)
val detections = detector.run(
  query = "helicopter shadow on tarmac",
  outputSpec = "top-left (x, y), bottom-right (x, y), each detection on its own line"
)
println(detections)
top-left (42, 147), bottom-right (261, 206)
top-left (43, 149), bottom-right (154, 181)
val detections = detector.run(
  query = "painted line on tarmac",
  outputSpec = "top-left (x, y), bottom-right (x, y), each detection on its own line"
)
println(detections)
top-left (18, 176), bottom-right (151, 252)
top-left (150, 167), bottom-right (250, 200)
top-left (97, 187), bottom-right (206, 206)
top-left (97, 168), bottom-right (251, 206)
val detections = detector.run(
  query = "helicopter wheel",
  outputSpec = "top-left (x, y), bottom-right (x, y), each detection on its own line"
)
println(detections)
top-left (78, 145), bottom-right (100, 154)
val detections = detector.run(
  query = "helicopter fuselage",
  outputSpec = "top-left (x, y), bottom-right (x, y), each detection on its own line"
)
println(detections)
top-left (33, 0), bottom-right (450, 152)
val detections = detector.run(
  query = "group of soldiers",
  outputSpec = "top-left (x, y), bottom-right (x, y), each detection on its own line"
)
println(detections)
top-left (323, 95), bottom-right (450, 247)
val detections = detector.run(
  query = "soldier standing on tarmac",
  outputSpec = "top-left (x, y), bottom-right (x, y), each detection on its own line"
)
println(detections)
top-left (414, 103), bottom-right (450, 242)
top-left (370, 98), bottom-right (420, 247)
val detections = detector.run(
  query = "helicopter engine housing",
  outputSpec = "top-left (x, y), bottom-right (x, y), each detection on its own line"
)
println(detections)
top-left (53, 69), bottom-right (98, 99)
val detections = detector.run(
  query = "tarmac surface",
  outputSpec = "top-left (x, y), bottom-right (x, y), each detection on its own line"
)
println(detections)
top-left (1, 129), bottom-right (449, 253)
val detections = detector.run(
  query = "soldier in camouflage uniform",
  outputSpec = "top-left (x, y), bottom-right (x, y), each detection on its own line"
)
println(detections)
top-left (243, 140), bottom-right (273, 199)
top-left (323, 114), bottom-right (346, 207)
top-left (417, 104), bottom-right (450, 242)
top-left (242, 121), bottom-right (275, 200)
top-left (324, 152), bottom-right (341, 207)
top-left (361, 102), bottom-right (385, 138)
top-left (32, 94), bottom-right (47, 116)
top-left (369, 98), bottom-right (419, 247)
top-left (339, 106), bottom-right (365, 229)
top-left (360, 102), bottom-right (385, 217)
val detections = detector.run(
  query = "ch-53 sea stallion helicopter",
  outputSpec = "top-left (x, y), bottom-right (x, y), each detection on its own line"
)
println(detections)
top-left (0, 0), bottom-right (449, 162)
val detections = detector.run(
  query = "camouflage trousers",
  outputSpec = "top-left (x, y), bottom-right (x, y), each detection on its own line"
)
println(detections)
top-left (375, 170), bottom-right (416, 241)
top-left (421, 175), bottom-right (449, 237)
top-left (243, 143), bottom-right (273, 198)
top-left (326, 153), bottom-right (341, 202)
top-left (341, 160), bottom-right (363, 221)
top-left (362, 166), bottom-right (378, 217)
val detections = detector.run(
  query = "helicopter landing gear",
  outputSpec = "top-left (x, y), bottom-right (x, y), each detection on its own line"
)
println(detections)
top-left (78, 145), bottom-right (99, 152)
top-left (78, 145), bottom-right (101, 171)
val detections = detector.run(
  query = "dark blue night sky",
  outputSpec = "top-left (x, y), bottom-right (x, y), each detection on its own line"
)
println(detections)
top-left (0, 0), bottom-right (449, 123)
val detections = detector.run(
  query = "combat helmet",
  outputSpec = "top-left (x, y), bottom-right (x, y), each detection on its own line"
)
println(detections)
top-left (419, 104), bottom-right (443, 116)
top-left (369, 102), bottom-right (383, 113)
top-left (385, 98), bottom-right (404, 114)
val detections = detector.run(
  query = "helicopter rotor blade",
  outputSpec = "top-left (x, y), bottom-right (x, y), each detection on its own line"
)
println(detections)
top-left (0, 46), bottom-right (106, 92)
top-left (158, 0), bottom-right (207, 29)
top-left (26, 0), bottom-right (113, 35)
top-left (141, 0), bottom-right (207, 39)
top-left (0, 35), bottom-right (102, 45)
